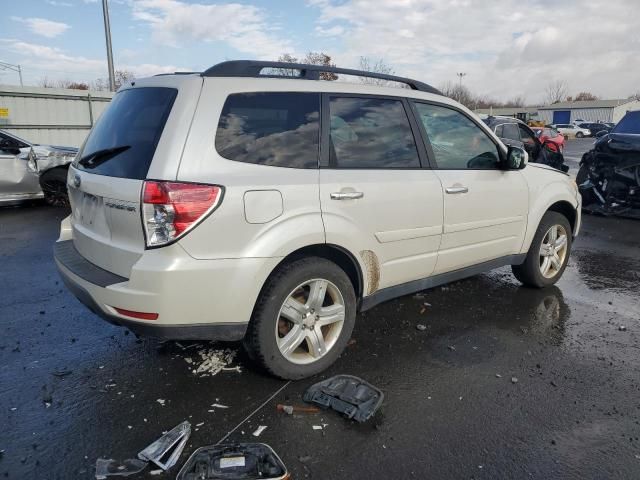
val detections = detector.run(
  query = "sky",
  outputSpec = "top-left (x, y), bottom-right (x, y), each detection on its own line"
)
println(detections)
top-left (1, 0), bottom-right (639, 104)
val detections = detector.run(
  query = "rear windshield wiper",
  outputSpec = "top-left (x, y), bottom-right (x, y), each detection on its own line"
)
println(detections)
top-left (77, 145), bottom-right (131, 169)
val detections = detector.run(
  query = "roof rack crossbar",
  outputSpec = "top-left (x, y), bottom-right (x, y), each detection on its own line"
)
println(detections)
top-left (202, 60), bottom-right (441, 95)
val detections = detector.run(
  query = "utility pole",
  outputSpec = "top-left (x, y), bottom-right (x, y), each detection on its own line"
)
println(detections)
top-left (0, 61), bottom-right (24, 86)
top-left (456, 72), bottom-right (467, 89)
top-left (102, 0), bottom-right (116, 91)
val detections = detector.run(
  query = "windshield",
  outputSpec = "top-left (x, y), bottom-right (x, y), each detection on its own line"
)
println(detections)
top-left (74, 87), bottom-right (177, 179)
top-left (612, 111), bottom-right (640, 134)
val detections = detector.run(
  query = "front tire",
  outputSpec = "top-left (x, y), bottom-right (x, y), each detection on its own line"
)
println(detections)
top-left (576, 132), bottom-right (584, 138)
top-left (40, 167), bottom-right (69, 208)
top-left (512, 211), bottom-right (572, 288)
top-left (244, 257), bottom-right (356, 379)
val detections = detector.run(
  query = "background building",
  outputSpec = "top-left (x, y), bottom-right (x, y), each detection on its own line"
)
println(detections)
top-left (537, 99), bottom-right (640, 124)
top-left (0, 85), bottom-right (113, 147)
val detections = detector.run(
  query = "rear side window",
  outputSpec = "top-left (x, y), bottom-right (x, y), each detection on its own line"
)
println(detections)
top-left (329, 96), bottom-right (420, 168)
top-left (215, 92), bottom-right (320, 168)
top-left (501, 123), bottom-right (520, 141)
top-left (75, 87), bottom-right (177, 179)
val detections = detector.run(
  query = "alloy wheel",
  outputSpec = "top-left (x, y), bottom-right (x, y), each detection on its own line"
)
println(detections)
top-left (539, 224), bottom-right (568, 279)
top-left (275, 278), bottom-right (345, 365)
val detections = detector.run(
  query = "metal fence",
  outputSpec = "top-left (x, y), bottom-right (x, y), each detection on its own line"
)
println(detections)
top-left (0, 85), bottom-right (114, 147)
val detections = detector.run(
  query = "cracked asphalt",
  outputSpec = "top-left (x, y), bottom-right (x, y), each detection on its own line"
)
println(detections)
top-left (2, 190), bottom-right (639, 479)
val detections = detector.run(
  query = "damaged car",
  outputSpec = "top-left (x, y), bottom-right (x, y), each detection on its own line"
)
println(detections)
top-left (578, 110), bottom-right (640, 217)
top-left (481, 116), bottom-right (568, 172)
top-left (0, 129), bottom-right (77, 206)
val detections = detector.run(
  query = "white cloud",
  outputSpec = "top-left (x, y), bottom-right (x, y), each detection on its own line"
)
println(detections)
top-left (11, 17), bottom-right (70, 38)
top-left (314, 25), bottom-right (345, 37)
top-left (309, 0), bottom-right (640, 102)
top-left (45, 0), bottom-right (73, 6)
top-left (131, 0), bottom-right (294, 59)
top-left (0, 39), bottom-right (184, 84)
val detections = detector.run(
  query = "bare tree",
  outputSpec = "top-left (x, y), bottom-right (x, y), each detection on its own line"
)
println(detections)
top-left (574, 91), bottom-right (598, 101)
top-left (91, 70), bottom-right (136, 91)
top-left (544, 80), bottom-right (569, 105)
top-left (357, 57), bottom-right (395, 85)
top-left (276, 52), bottom-right (338, 80)
top-left (504, 95), bottom-right (526, 107)
top-left (439, 81), bottom-right (474, 108)
top-left (38, 77), bottom-right (89, 90)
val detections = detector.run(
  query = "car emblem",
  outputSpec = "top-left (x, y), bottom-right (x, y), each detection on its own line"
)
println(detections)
top-left (73, 174), bottom-right (81, 188)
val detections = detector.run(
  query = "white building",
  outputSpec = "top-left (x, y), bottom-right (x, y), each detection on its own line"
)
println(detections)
top-left (537, 99), bottom-right (640, 125)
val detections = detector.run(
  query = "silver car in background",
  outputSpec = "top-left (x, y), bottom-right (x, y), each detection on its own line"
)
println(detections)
top-left (0, 129), bottom-right (77, 206)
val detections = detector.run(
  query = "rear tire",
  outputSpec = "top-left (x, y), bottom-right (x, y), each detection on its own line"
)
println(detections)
top-left (576, 132), bottom-right (584, 138)
top-left (40, 167), bottom-right (69, 208)
top-left (512, 211), bottom-right (572, 288)
top-left (244, 257), bottom-right (356, 379)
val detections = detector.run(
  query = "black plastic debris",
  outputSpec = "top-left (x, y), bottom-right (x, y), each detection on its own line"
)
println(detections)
top-left (303, 374), bottom-right (383, 422)
top-left (176, 443), bottom-right (288, 480)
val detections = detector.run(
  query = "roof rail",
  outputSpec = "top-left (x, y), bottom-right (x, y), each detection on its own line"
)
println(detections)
top-left (202, 60), bottom-right (441, 95)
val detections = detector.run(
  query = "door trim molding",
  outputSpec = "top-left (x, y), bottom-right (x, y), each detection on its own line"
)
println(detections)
top-left (359, 253), bottom-right (526, 312)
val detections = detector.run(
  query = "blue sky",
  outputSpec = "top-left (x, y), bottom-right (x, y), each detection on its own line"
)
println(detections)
top-left (2, 0), bottom-right (638, 102)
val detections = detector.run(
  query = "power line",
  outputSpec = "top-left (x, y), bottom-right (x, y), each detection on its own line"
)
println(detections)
top-left (0, 61), bottom-right (23, 86)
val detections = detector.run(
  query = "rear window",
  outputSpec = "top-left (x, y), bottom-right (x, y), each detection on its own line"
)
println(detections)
top-left (74, 87), bottom-right (177, 179)
top-left (613, 111), bottom-right (640, 134)
top-left (215, 92), bottom-right (320, 168)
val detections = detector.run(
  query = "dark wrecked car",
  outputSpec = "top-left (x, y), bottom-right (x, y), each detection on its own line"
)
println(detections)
top-left (578, 110), bottom-right (640, 217)
top-left (480, 115), bottom-right (568, 172)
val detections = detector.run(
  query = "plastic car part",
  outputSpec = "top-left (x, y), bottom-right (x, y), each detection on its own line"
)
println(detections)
top-left (138, 421), bottom-right (191, 471)
top-left (303, 374), bottom-right (383, 422)
top-left (176, 443), bottom-right (288, 480)
top-left (95, 458), bottom-right (148, 478)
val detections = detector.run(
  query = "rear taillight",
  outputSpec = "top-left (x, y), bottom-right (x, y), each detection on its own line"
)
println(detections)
top-left (142, 181), bottom-right (222, 248)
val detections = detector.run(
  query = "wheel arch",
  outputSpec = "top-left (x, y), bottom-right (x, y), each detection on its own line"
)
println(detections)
top-left (547, 200), bottom-right (577, 234)
top-left (258, 243), bottom-right (365, 310)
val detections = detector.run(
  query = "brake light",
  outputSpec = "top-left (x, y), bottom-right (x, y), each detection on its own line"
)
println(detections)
top-left (113, 307), bottom-right (159, 320)
top-left (142, 181), bottom-right (222, 247)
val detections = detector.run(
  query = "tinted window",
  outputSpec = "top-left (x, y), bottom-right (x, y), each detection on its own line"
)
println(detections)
top-left (414, 103), bottom-right (500, 169)
top-left (329, 97), bottom-right (420, 168)
top-left (494, 125), bottom-right (504, 137)
top-left (75, 88), bottom-right (177, 179)
top-left (501, 123), bottom-right (520, 140)
top-left (613, 111), bottom-right (640, 134)
top-left (518, 124), bottom-right (536, 146)
top-left (216, 92), bottom-right (319, 168)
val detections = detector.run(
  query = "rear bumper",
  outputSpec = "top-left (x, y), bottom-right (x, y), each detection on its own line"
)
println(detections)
top-left (54, 239), bottom-right (280, 341)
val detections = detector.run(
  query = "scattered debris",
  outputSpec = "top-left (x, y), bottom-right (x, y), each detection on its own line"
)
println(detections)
top-left (347, 338), bottom-right (357, 347)
top-left (195, 422), bottom-right (204, 428)
top-left (495, 374), bottom-right (502, 378)
top-left (416, 324), bottom-right (427, 331)
top-left (252, 426), bottom-right (267, 437)
top-left (448, 345), bottom-right (456, 351)
top-left (138, 421), bottom-right (192, 471)
top-left (303, 375), bottom-right (383, 423)
top-left (156, 399), bottom-right (166, 406)
top-left (276, 404), bottom-right (320, 415)
top-left (619, 325), bottom-right (627, 331)
top-left (312, 425), bottom-right (323, 430)
top-left (95, 458), bottom-right (147, 479)
top-left (511, 377), bottom-right (519, 384)
top-left (187, 348), bottom-right (240, 377)
top-left (51, 369), bottom-right (73, 378)
top-left (149, 470), bottom-right (163, 476)
top-left (176, 443), bottom-right (288, 480)
top-left (210, 403), bottom-right (229, 409)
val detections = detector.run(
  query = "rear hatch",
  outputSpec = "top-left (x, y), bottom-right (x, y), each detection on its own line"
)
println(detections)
top-left (68, 75), bottom-right (202, 278)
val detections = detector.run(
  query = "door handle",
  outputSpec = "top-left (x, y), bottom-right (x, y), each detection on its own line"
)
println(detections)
top-left (445, 186), bottom-right (468, 194)
top-left (330, 191), bottom-right (364, 200)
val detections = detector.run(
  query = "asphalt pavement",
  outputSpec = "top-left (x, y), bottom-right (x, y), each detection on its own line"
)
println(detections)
top-left (1, 203), bottom-right (639, 479)
top-left (563, 138), bottom-right (595, 173)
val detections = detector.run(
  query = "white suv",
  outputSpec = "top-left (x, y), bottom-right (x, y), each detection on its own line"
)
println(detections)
top-left (55, 61), bottom-right (581, 379)
top-left (553, 123), bottom-right (591, 138)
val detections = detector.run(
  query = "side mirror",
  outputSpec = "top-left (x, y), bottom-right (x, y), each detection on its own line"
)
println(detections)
top-left (506, 146), bottom-right (527, 170)
top-left (595, 130), bottom-right (608, 138)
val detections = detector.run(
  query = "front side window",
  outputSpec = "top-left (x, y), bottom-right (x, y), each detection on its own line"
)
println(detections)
top-left (414, 103), bottom-right (500, 169)
top-left (216, 92), bottom-right (320, 168)
top-left (329, 96), bottom-right (420, 168)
